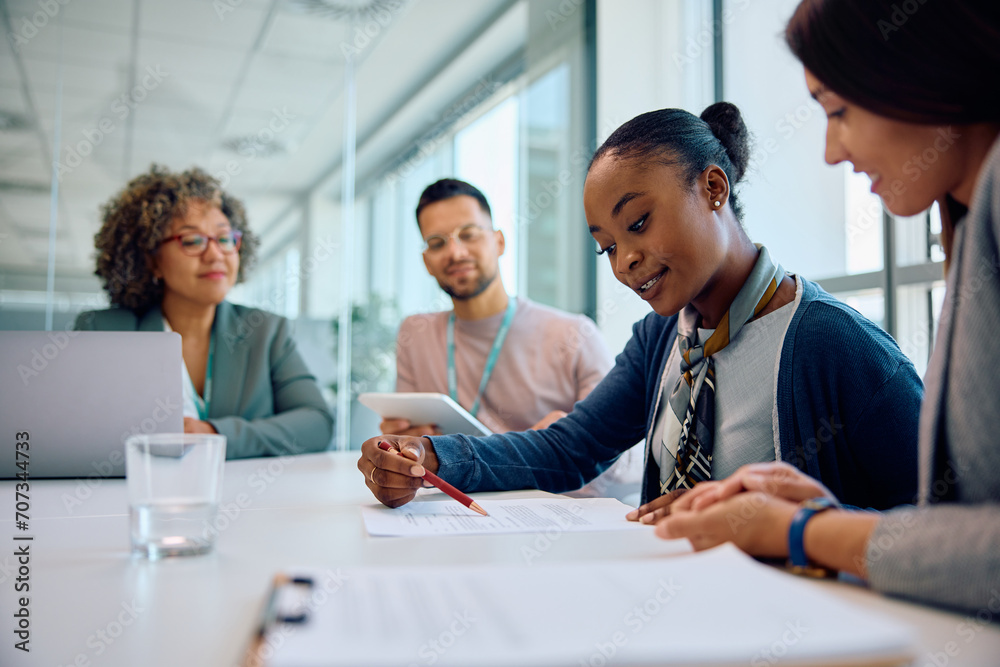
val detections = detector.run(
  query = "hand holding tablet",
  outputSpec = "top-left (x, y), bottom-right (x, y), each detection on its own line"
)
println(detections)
top-left (359, 392), bottom-right (492, 437)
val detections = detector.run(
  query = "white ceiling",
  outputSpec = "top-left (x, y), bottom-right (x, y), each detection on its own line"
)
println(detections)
top-left (0, 0), bottom-right (520, 285)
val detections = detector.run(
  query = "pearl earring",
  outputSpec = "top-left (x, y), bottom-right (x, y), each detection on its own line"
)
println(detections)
top-left (714, 201), bottom-right (721, 207)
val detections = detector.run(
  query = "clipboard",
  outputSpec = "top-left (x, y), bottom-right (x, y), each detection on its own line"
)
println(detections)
top-left (242, 546), bottom-right (915, 667)
top-left (243, 574), bottom-right (316, 667)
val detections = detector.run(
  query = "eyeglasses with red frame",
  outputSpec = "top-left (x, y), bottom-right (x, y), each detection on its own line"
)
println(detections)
top-left (161, 230), bottom-right (243, 256)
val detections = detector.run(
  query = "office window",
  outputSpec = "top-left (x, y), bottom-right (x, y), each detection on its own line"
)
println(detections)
top-left (454, 96), bottom-right (520, 296)
top-left (0, 0), bottom-right (595, 447)
top-left (333, 0), bottom-right (595, 445)
top-left (723, 0), bottom-right (946, 376)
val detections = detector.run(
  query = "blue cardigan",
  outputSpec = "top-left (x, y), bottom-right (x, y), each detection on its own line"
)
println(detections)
top-left (430, 279), bottom-right (923, 510)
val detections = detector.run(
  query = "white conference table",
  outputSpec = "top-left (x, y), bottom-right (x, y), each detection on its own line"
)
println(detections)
top-left (1, 451), bottom-right (998, 666)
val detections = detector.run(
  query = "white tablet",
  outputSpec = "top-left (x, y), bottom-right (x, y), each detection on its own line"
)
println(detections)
top-left (358, 392), bottom-right (493, 437)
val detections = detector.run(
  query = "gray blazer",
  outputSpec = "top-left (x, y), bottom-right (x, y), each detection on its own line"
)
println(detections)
top-left (75, 301), bottom-right (334, 459)
top-left (866, 136), bottom-right (1000, 613)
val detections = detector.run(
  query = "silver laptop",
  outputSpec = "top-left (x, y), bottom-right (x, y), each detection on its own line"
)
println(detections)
top-left (0, 331), bottom-right (184, 479)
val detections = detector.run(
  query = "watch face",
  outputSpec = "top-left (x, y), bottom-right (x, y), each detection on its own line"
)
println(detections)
top-left (803, 497), bottom-right (836, 511)
top-left (787, 562), bottom-right (838, 579)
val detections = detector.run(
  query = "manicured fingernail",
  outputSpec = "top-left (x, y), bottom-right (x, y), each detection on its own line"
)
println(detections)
top-left (410, 465), bottom-right (425, 476)
top-left (640, 513), bottom-right (654, 524)
top-left (626, 510), bottom-right (638, 520)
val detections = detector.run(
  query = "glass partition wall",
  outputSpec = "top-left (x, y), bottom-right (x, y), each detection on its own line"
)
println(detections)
top-left (0, 0), bottom-right (596, 448)
top-left (2, 0), bottom-right (947, 450)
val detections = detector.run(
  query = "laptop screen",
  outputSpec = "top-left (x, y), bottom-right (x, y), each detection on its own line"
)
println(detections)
top-left (0, 331), bottom-right (184, 479)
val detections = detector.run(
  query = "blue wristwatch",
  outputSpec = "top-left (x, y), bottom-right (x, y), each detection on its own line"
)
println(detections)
top-left (787, 497), bottom-right (838, 577)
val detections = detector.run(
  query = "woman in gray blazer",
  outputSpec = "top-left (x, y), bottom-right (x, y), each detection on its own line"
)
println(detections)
top-left (652, 0), bottom-right (1000, 614)
top-left (75, 165), bottom-right (334, 459)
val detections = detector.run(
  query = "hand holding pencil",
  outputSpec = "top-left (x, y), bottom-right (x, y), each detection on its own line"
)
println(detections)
top-left (376, 440), bottom-right (487, 516)
top-left (359, 434), bottom-right (486, 515)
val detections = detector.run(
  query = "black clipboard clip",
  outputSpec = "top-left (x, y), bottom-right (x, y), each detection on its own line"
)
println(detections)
top-left (244, 574), bottom-right (315, 667)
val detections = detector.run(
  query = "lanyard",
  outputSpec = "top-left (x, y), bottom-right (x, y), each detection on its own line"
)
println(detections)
top-left (447, 298), bottom-right (518, 418)
top-left (188, 331), bottom-right (215, 421)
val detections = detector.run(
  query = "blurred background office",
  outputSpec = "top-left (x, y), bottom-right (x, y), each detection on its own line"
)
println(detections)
top-left (0, 0), bottom-right (946, 448)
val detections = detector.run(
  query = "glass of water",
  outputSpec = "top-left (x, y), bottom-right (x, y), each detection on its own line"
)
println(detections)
top-left (125, 433), bottom-right (226, 559)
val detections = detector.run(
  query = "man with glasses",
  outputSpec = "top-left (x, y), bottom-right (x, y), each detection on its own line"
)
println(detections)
top-left (382, 179), bottom-right (641, 498)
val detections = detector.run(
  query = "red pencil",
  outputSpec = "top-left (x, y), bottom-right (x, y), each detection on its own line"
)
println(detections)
top-left (377, 441), bottom-right (488, 516)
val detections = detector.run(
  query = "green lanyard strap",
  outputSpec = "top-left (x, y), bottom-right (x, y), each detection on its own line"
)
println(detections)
top-left (447, 298), bottom-right (518, 419)
top-left (192, 331), bottom-right (215, 421)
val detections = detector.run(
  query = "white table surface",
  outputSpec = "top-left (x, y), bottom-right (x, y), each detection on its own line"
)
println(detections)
top-left (1, 451), bottom-right (998, 666)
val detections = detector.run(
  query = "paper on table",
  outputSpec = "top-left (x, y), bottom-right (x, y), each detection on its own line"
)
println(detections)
top-left (258, 544), bottom-right (915, 667)
top-left (361, 497), bottom-right (646, 537)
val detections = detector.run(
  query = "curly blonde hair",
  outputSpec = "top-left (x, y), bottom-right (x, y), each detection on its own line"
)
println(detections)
top-left (93, 164), bottom-right (259, 313)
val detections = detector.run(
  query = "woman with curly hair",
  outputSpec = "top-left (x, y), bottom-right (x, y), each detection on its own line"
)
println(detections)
top-left (75, 164), bottom-right (334, 459)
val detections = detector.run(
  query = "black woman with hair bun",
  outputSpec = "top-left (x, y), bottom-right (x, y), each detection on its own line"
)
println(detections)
top-left (360, 102), bottom-right (923, 538)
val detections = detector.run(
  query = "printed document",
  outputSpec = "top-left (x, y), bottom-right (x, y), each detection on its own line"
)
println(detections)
top-left (361, 497), bottom-right (645, 537)
top-left (259, 544), bottom-right (914, 667)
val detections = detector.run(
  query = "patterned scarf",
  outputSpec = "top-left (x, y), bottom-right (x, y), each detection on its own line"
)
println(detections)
top-left (659, 245), bottom-right (784, 494)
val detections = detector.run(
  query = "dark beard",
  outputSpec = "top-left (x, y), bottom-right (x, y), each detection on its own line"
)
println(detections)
top-left (440, 267), bottom-right (497, 301)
